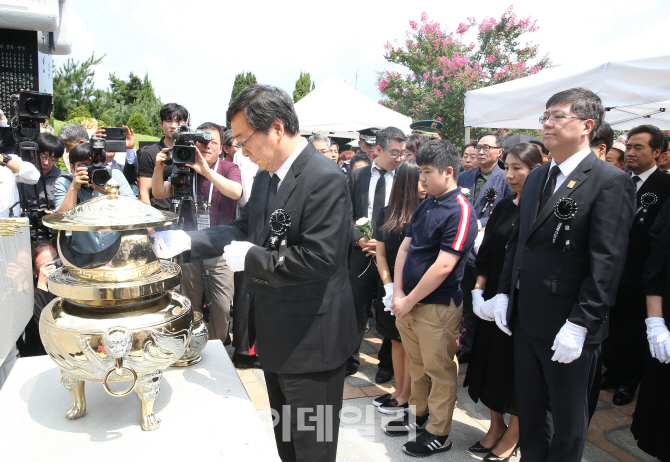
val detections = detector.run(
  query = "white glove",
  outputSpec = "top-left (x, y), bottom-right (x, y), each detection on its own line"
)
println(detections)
top-left (551, 320), bottom-right (588, 363)
top-left (479, 296), bottom-right (497, 322)
top-left (473, 229), bottom-right (485, 254)
top-left (472, 289), bottom-right (485, 319)
top-left (149, 230), bottom-right (191, 259)
top-left (493, 294), bottom-right (512, 335)
top-left (382, 283), bottom-right (394, 314)
top-left (646, 317), bottom-right (670, 364)
top-left (222, 241), bottom-right (255, 272)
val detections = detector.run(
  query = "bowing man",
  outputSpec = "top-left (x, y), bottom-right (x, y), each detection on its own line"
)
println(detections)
top-left (494, 87), bottom-right (635, 461)
top-left (150, 85), bottom-right (358, 462)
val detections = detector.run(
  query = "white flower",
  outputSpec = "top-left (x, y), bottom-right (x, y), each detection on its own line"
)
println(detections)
top-left (461, 188), bottom-right (470, 196)
top-left (356, 217), bottom-right (370, 226)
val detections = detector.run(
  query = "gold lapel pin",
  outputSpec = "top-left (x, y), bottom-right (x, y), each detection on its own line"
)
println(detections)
top-left (567, 180), bottom-right (576, 189)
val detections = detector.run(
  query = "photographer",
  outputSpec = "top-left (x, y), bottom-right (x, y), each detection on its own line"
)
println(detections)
top-left (0, 152), bottom-right (39, 217)
top-left (20, 133), bottom-right (65, 211)
top-left (16, 240), bottom-right (58, 358)
top-left (138, 103), bottom-right (189, 210)
top-left (54, 142), bottom-right (135, 253)
top-left (152, 122), bottom-right (242, 344)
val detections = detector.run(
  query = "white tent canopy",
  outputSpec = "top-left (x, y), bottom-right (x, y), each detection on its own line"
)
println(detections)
top-left (295, 73), bottom-right (412, 139)
top-left (464, 55), bottom-right (670, 130)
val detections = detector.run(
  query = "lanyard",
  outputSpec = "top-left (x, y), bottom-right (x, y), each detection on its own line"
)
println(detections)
top-left (197, 159), bottom-right (219, 211)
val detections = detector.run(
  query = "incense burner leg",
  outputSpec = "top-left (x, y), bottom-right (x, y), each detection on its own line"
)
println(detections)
top-left (136, 371), bottom-right (162, 431)
top-left (60, 371), bottom-right (86, 420)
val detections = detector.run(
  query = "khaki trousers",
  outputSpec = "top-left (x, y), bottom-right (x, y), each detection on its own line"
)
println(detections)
top-left (180, 256), bottom-right (234, 343)
top-left (396, 301), bottom-right (462, 436)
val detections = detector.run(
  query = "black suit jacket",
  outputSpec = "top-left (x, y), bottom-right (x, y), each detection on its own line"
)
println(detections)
top-left (618, 168), bottom-right (670, 292)
top-left (498, 152), bottom-right (636, 344)
top-left (188, 143), bottom-right (358, 374)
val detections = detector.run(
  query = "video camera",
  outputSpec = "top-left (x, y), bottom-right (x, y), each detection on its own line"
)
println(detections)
top-left (165, 124), bottom-right (211, 198)
top-left (83, 138), bottom-right (112, 191)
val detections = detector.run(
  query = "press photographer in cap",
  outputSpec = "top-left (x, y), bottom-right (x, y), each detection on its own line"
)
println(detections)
top-left (152, 122), bottom-right (242, 344)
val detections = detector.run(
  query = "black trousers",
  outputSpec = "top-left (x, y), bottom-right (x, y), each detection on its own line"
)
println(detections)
top-left (232, 271), bottom-right (256, 356)
top-left (265, 364), bottom-right (346, 462)
top-left (459, 264), bottom-right (478, 353)
top-left (514, 319), bottom-right (600, 462)
top-left (602, 286), bottom-right (646, 390)
top-left (347, 249), bottom-right (380, 370)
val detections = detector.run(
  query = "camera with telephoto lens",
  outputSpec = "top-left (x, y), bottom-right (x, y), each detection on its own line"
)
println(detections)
top-left (83, 137), bottom-right (112, 191)
top-left (164, 124), bottom-right (211, 198)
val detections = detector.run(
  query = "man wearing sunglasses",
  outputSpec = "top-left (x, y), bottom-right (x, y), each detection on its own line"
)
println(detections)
top-left (457, 131), bottom-right (510, 363)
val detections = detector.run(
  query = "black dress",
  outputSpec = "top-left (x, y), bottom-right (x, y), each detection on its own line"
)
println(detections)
top-left (463, 196), bottom-right (517, 415)
top-left (632, 199), bottom-right (670, 461)
top-left (372, 206), bottom-right (407, 342)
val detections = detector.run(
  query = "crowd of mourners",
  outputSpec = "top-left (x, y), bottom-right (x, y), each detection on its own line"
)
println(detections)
top-left (3, 85), bottom-right (670, 462)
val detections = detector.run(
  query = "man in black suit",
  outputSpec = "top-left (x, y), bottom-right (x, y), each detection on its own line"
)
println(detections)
top-left (494, 88), bottom-right (635, 461)
top-left (601, 124), bottom-right (670, 405)
top-left (151, 85), bottom-right (358, 462)
top-left (348, 127), bottom-right (406, 381)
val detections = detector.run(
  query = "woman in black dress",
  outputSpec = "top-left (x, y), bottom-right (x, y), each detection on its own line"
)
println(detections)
top-left (464, 143), bottom-right (543, 461)
top-left (631, 198), bottom-right (670, 461)
top-left (372, 160), bottom-right (426, 413)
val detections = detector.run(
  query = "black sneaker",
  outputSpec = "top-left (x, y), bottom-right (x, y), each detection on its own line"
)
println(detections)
top-left (383, 413), bottom-right (428, 437)
top-left (378, 399), bottom-right (409, 414)
top-left (372, 393), bottom-right (393, 407)
top-left (403, 430), bottom-right (452, 457)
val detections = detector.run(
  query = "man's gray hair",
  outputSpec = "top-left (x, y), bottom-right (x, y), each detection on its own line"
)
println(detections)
top-left (308, 133), bottom-right (331, 146)
top-left (59, 123), bottom-right (89, 142)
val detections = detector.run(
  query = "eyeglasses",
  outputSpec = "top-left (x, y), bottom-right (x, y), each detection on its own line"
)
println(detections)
top-left (237, 131), bottom-right (257, 149)
top-left (387, 150), bottom-right (407, 159)
top-left (39, 154), bottom-right (58, 164)
top-left (539, 115), bottom-right (587, 125)
top-left (317, 148), bottom-right (331, 155)
top-left (475, 145), bottom-right (500, 153)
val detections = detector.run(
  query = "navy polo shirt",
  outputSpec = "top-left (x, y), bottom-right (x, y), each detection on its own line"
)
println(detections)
top-left (403, 187), bottom-right (477, 306)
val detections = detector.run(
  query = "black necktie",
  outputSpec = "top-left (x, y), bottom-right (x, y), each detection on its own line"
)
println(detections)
top-left (266, 174), bottom-right (280, 218)
top-left (632, 175), bottom-right (641, 188)
top-left (372, 168), bottom-right (388, 231)
top-left (538, 165), bottom-right (561, 213)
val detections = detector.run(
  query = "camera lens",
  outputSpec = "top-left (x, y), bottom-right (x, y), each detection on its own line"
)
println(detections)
top-left (90, 168), bottom-right (111, 187)
top-left (26, 97), bottom-right (41, 114)
top-left (176, 147), bottom-right (191, 162)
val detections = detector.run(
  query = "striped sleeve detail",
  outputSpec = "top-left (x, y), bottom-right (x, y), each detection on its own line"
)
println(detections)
top-left (452, 194), bottom-right (471, 252)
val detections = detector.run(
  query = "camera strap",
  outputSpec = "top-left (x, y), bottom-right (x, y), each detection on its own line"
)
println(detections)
top-left (195, 160), bottom-right (219, 230)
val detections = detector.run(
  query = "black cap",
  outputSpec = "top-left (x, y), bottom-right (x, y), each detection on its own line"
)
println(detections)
top-left (358, 127), bottom-right (379, 145)
top-left (410, 120), bottom-right (443, 135)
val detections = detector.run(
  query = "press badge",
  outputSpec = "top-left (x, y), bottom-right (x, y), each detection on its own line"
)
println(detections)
top-left (197, 211), bottom-right (210, 230)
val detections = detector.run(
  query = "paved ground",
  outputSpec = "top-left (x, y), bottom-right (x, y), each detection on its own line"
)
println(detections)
top-left (225, 321), bottom-right (658, 462)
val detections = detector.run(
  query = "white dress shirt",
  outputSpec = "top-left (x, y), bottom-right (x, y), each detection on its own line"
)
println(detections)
top-left (367, 160), bottom-right (395, 219)
top-left (271, 139), bottom-right (308, 190)
top-left (546, 146), bottom-right (592, 193)
top-left (0, 155), bottom-right (40, 217)
top-left (631, 165), bottom-right (657, 191)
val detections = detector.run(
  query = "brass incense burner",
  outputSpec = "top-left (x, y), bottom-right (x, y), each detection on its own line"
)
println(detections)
top-left (40, 182), bottom-right (195, 431)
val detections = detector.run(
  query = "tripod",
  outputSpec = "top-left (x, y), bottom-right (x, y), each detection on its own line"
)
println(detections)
top-left (170, 196), bottom-right (215, 335)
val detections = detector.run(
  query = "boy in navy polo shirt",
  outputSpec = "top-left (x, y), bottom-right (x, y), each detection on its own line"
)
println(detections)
top-left (384, 140), bottom-right (477, 457)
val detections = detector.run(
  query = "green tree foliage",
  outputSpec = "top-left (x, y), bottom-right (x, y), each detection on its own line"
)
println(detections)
top-left (126, 112), bottom-right (150, 135)
top-left (53, 52), bottom-right (105, 120)
top-left (378, 6), bottom-right (552, 144)
top-left (293, 71), bottom-right (315, 102)
top-left (53, 55), bottom-right (163, 136)
top-left (65, 106), bottom-right (92, 122)
top-left (229, 72), bottom-right (258, 105)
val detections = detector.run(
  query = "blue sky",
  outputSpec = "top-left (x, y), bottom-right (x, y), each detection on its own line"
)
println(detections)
top-left (57, 0), bottom-right (670, 128)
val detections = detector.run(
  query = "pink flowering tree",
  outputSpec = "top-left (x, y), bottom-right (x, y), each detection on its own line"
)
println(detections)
top-left (378, 6), bottom-right (553, 144)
